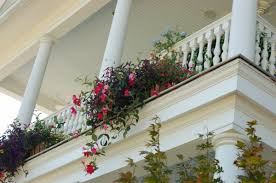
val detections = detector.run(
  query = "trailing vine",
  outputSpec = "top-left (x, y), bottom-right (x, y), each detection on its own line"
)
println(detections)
top-left (0, 117), bottom-right (67, 182)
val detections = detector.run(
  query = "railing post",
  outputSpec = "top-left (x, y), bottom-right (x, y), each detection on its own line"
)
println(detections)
top-left (17, 36), bottom-right (54, 127)
top-left (99, 0), bottom-right (133, 78)
top-left (228, 0), bottom-right (258, 61)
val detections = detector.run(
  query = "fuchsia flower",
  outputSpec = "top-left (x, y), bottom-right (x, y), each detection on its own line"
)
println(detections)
top-left (71, 107), bottom-right (77, 116)
top-left (102, 107), bottom-right (108, 116)
top-left (100, 94), bottom-right (107, 103)
top-left (83, 151), bottom-right (90, 157)
top-left (151, 89), bottom-right (159, 97)
top-left (72, 95), bottom-right (81, 106)
top-left (128, 73), bottom-right (136, 86)
top-left (103, 123), bottom-right (108, 131)
top-left (103, 84), bottom-right (109, 93)
top-left (95, 82), bottom-right (104, 95)
top-left (124, 89), bottom-right (131, 97)
top-left (164, 83), bottom-right (172, 89)
top-left (91, 147), bottom-right (97, 155)
top-left (97, 112), bottom-right (103, 120)
top-left (86, 164), bottom-right (95, 174)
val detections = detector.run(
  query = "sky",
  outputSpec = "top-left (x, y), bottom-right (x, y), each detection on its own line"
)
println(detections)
top-left (0, 92), bottom-right (47, 135)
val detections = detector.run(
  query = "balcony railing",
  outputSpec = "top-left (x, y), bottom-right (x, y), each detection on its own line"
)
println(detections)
top-left (43, 13), bottom-right (276, 136)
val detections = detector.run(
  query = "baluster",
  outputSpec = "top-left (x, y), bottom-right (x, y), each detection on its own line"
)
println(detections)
top-left (213, 25), bottom-right (223, 65)
top-left (261, 29), bottom-right (271, 71)
top-left (76, 114), bottom-right (83, 131)
top-left (221, 21), bottom-right (230, 61)
top-left (80, 115), bottom-right (87, 132)
top-left (181, 43), bottom-right (190, 68)
top-left (255, 23), bottom-right (262, 66)
top-left (269, 34), bottom-right (276, 76)
top-left (196, 35), bottom-right (205, 72)
top-left (188, 40), bottom-right (198, 71)
top-left (73, 112), bottom-right (80, 132)
top-left (63, 110), bottom-right (69, 133)
top-left (204, 30), bottom-right (214, 69)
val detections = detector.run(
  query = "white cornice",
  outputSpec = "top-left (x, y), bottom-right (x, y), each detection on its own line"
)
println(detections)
top-left (14, 58), bottom-right (276, 183)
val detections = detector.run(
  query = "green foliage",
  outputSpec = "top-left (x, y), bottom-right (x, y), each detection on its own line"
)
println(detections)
top-left (78, 29), bottom-right (191, 174)
top-left (114, 117), bottom-right (171, 183)
top-left (0, 117), bottom-right (67, 182)
top-left (177, 132), bottom-right (223, 183)
top-left (152, 29), bottom-right (186, 54)
top-left (234, 120), bottom-right (276, 183)
top-left (113, 158), bottom-right (138, 183)
top-left (141, 118), bottom-right (171, 183)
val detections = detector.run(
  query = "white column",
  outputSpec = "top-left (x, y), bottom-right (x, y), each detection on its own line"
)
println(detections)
top-left (228, 0), bottom-right (258, 61)
top-left (212, 132), bottom-right (247, 183)
top-left (17, 36), bottom-right (54, 127)
top-left (99, 0), bottom-right (133, 78)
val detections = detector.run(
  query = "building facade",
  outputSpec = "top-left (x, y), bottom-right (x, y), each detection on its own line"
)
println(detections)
top-left (0, 0), bottom-right (275, 182)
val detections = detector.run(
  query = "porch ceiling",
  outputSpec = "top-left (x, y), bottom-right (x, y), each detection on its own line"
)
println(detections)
top-left (1, 0), bottom-right (275, 113)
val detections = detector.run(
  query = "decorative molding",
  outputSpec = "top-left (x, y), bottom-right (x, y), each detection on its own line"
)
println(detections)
top-left (14, 58), bottom-right (276, 183)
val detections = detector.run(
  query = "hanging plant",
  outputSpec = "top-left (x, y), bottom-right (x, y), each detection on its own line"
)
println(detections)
top-left (73, 29), bottom-right (191, 175)
top-left (0, 117), bottom-right (67, 182)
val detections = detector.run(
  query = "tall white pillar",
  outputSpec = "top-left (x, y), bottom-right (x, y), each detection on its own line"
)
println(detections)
top-left (228, 0), bottom-right (258, 61)
top-left (17, 36), bottom-right (54, 127)
top-left (99, 0), bottom-right (133, 78)
top-left (212, 132), bottom-right (247, 183)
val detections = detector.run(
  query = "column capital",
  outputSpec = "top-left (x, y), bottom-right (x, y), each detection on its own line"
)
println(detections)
top-left (40, 35), bottom-right (56, 44)
top-left (212, 132), bottom-right (248, 148)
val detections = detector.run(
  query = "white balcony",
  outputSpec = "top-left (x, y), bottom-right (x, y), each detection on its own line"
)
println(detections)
top-left (0, 0), bottom-right (275, 182)
top-left (42, 13), bottom-right (276, 136)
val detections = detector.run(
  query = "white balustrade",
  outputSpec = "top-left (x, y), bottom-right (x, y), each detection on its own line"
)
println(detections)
top-left (175, 14), bottom-right (231, 72)
top-left (40, 13), bottom-right (276, 137)
top-left (256, 15), bottom-right (276, 75)
top-left (43, 105), bottom-right (88, 135)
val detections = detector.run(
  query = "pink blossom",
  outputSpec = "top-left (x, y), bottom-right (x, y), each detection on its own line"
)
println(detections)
top-left (95, 82), bottom-right (104, 95)
top-left (91, 147), bottom-right (97, 155)
top-left (71, 107), bottom-right (77, 116)
top-left (103, 84), bottom-right (109, 93)
top-left (97, 112), bottom-right (103, 120)
top-left (100, 94), bottom-right (107, 103)
top-left (102, 107), bottom-right (108, 116)
top-left (165, 83), bottom-right (172, 89)
top-left (83, 151), bottom-right (90, 157)
top-left (86, 164), bottom-right (95, 174)
top-left (128, 73), bottom-right (136, 86)
top-left (124, 88), bottom-right (131, 97)
top-left (151, 89), bottom-right (159, 97)
top-left (103, 123), bottom-right (108, 131)
top-left (72, 95), bottom-right (81, 106)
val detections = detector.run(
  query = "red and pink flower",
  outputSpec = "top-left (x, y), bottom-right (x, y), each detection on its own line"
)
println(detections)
top-left (103, 123), bottom-right (108, 131)
top-left (71, 107), bottom-right (77, 116)
top-left (151, 89), bottom-right (159, 97)
top-left (91, 147), bottom-right (97, 155)
top-left (124, 88), bottom-right (131, 97)
top-left (97, 112), bottom-right (103, 120)
top-left (100, 94), bottom-right (107, 103)
top-left (86, 164), bottom-right (95, 174)
top-left (83, 151), bottom-right (90, 157)
top-left (95, 82), bottom-right (104, 95)
top-left (103, 84), bottom-right (109, 93)
top-left (102, 107), bottom-right (108, 116)
top-left (72, 95), bottom-right (81, 106)
top-left (128, 73), bottom-right (136, 86)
